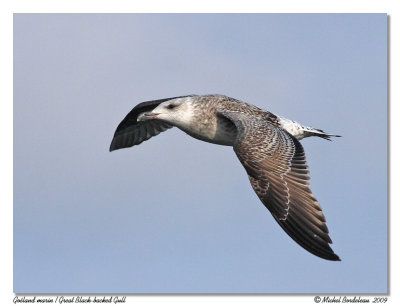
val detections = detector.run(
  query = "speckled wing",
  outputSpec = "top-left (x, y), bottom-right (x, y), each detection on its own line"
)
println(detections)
top-left (217, 110), bottom-right (340, 261)
top-left (110, 96), bottom-right (194, 151)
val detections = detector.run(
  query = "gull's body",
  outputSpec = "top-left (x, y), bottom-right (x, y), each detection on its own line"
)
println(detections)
top-left (110, 94), bottom-right (340, 261)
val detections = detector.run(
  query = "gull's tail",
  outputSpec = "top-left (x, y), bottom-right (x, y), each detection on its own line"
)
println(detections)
top-left (302, 128), bottom-right (341, 141)
top-left (277, 115), bottom-right (341, 141)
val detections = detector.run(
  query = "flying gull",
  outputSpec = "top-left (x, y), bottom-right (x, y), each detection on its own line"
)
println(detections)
top-left (110, 94), bottom-right (341, 261)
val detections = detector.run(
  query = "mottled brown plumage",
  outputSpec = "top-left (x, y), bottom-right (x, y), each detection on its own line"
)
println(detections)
top-left (218, 110), bottom-right (338, 260)
top-left (110, 94), bottom-right (340, 261)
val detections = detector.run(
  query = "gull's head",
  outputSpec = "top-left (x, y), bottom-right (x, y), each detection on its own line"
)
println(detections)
top-left (137, 97), bottom-right (195, 128)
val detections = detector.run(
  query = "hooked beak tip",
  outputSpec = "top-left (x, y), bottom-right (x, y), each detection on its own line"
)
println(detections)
top-left (138, 112), bottom-right (160, 122)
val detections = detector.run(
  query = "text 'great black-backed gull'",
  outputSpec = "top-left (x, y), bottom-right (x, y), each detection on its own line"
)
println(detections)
top-left (110, 94), bottom-right (341, 261)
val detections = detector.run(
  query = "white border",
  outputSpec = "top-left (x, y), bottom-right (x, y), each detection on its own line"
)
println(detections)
top-left (2, 1), bottom-right (397, 306)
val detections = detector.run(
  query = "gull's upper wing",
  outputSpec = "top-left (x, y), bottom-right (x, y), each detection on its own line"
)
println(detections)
top-left (110, 95), bottom-right (195, 151)
top-left (217, 110), bottom-right (340, 261)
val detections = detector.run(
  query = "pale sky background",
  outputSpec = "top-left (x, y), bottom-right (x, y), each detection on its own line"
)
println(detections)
top-left (14, 13), bottom-right (387, 293)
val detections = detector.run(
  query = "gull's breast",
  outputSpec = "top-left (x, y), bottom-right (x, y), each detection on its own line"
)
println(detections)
top-left (178, 115), bottom-right (237, 146)
top-left (211, 116), bottom-right (237, 146)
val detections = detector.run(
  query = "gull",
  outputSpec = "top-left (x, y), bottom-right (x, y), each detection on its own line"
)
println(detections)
top-left (110, 94), bottom-right (341, 261)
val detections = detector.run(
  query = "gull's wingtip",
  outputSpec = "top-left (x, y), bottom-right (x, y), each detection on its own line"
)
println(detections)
top-left (329, 253), bottom-right (341, 261)
top-left (109, 138), bottom-right (118, 152)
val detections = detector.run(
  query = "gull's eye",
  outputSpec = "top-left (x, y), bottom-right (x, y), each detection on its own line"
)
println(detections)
top-left (167, 104), bottom-right (177, 110)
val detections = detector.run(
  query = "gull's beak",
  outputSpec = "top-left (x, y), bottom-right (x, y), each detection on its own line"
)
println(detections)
top-left (137, 112), bottom-right (160, 122)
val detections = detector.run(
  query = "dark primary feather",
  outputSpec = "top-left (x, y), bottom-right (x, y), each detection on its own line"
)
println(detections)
top-left (217, 109), bottom-right (340, 261)
top-left (109, 95), bottom-right (195, 151)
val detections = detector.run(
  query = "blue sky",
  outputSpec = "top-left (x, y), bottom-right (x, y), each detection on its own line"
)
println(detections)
top-left (13, 13), bottom-right (387, 293)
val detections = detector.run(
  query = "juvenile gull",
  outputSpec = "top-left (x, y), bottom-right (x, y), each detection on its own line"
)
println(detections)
top-left (110, 94), bottom-right (341, 261)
